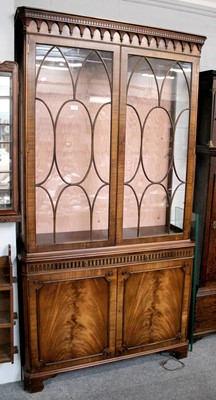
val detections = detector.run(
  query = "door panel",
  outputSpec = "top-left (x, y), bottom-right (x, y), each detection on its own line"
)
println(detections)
top-left (116, 260), bottom-right (192, 355)
top-left (27, 267), bottom-right (117, 370)
top-left (204, 166), bottom-right (216, 281)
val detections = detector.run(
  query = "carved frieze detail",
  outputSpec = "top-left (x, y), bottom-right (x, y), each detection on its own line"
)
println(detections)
top-left (22, 247), bottom-right (194, 274)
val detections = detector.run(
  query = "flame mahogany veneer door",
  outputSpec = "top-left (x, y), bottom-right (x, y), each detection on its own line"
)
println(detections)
top-left (116, 259), bottom-right (193, 356)
top-left (26, 267), bottom-right (117, 372)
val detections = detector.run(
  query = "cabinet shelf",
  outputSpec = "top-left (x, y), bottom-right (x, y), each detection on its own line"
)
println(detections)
top-left (0, 256), bottom-right (11, 286)
top-left (0, 343), bottom-right (11, 363)
top-left (0, 311), bottom-right (11, 326)
top-left (0, 245), bottom-right (15, 363)
top-left (0, 278), bottom-right (11, 287)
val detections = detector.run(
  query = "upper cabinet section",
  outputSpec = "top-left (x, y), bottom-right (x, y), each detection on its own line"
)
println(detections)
top-left (15, 7), bottom-right (205, 252)
top-left (0, 62), bottom-right (20, 222)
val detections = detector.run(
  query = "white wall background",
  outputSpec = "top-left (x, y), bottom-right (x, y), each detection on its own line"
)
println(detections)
top-left (0, 0), bottom-right (216, 385)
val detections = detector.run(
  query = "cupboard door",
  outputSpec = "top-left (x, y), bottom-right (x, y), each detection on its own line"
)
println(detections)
top-left (116, 259), bottom-right (192, 356)
top-left (201, 158), bottom-right (216, 282)
top-left (26, 267), bottom-right (117, 372)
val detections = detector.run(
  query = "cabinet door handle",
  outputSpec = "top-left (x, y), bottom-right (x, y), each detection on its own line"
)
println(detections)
top-left (212, 220), bottom-right (216, 229)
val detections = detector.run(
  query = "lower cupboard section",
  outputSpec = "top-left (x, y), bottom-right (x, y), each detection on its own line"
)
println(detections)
top-left (21, 258), bottom-right (193, 392)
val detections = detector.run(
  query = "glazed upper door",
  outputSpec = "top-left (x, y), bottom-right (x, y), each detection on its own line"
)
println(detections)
top-left (117, 47), bottom-right (197, 244)
top-left (25, 37), bottom-right (120, 251)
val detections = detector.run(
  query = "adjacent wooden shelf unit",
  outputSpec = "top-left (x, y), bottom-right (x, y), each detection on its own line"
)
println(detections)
top-left (193, 70), bottom-right (216, 337)
top-left (0, 61), bottom-right (20, 223)
top-left (0, 244), bottom-right (17, 363)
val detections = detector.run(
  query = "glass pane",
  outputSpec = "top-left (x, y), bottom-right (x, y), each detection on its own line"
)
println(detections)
top-left (140, 185), bottom-right (168, 231)
top-left (35, 44), bottom-right (113, 244)
top-left (36, 45), bottom-right (73, 121)
top-left (92, 186), bottom-right (109, 240)
top-left (124, 106), bottom-right (141, 183)
top-left (0, 72), bottom-right (12, 211)
top-left (36, 187), bottom-right (54, 237)
top-left (123, 55), bottom-right (191, 238)
top-left (142, 107), bottom-right (171, 182)
top-left (0, 99), bottom-right (10, 122)
top-left (76, 50), bottom-right (112, 121)
top-left (56, 101), bottom-right (91, 181)
top-left (94, 104), bottom-right (111, 182)
top-left (56, 186), bottom-right (90, 243)
top-left (0, 125), bottom-right (10, 143)
top-left (35, 99), bottom-right (54, 184)
top-left (0, 76), bottom-right (10, 96)
top-left (0, 153), bottom-right (11, 209)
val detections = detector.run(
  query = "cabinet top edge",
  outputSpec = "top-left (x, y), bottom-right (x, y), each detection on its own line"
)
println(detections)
top-left (14, 6), bottom-right (206, 54)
